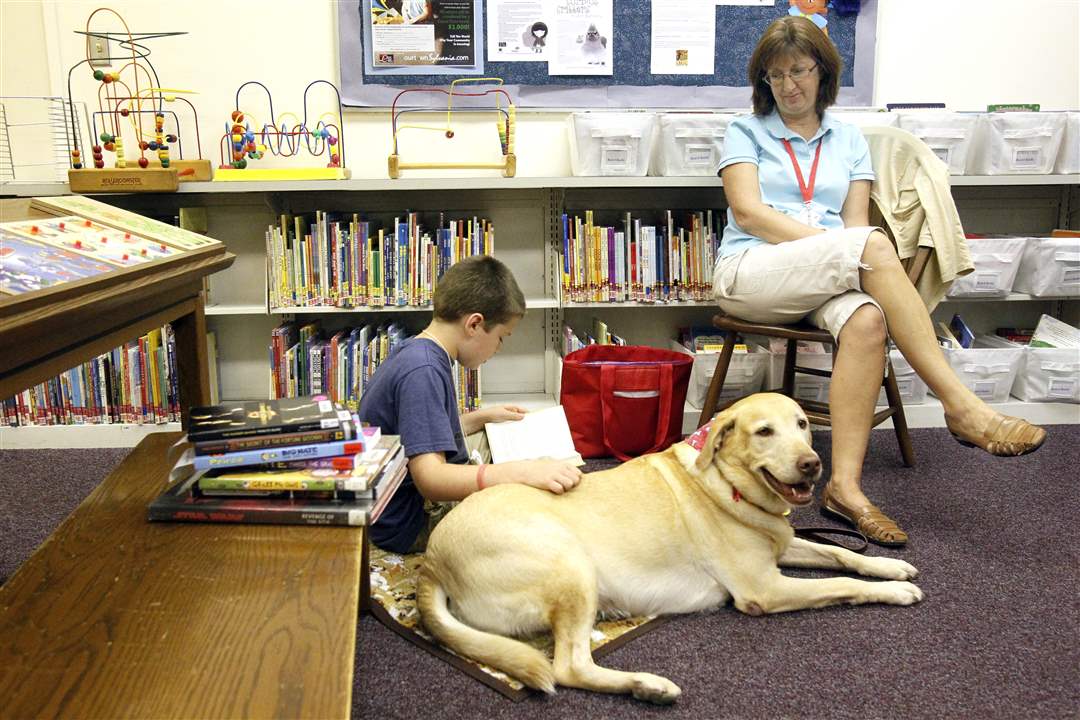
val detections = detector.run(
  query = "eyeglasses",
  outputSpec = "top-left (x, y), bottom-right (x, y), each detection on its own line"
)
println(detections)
top-left (763, 63), bottom-right (818, 87)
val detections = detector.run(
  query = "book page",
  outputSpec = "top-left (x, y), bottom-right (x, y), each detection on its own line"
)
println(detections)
top-left (485, 405), bottom-right (584, 466)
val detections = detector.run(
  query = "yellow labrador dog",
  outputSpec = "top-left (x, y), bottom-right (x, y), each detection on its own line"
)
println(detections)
top-left (417, 393), bottom-right (921, 703)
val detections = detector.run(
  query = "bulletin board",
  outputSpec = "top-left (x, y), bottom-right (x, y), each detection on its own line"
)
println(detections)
top-left (338, 1), bottom-right (878, 108)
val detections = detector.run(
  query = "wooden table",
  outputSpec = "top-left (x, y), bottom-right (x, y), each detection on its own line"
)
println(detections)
top-left (0, 432), bottom-right (368, 719)
top-left (0, 198), bottom-right (235, 423)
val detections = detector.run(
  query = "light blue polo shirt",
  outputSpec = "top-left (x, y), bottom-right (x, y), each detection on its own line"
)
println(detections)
top-left (717, 110), bottom-right (875, 258)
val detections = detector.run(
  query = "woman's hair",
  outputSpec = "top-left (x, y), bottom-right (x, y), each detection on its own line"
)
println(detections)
top-left (531, 21), bottom-right (548, 37)
top-left (748, 15), bottom-right (842, 118)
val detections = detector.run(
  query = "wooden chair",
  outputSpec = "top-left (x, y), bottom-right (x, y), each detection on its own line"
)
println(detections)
top-left (697, 224), bottom-right (932, 468)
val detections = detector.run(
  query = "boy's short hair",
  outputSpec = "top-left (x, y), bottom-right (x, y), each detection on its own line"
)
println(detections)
top-left (434, 255), bottom-right (526, 328)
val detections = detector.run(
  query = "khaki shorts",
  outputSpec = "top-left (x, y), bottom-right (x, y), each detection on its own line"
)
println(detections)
top-left (407, 429), bottom-right (491, 553)
top-left (712, 227), bottom-right (884, 342)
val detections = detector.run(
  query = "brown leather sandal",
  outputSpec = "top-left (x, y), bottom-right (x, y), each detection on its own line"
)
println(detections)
top-left (945, 413), bottom-right (1047, 457)
top-left (820, 486), bottom-right (908, 548)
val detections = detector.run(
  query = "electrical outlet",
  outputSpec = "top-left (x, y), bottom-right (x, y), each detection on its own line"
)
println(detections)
top-left (88, 36), bottom-right (111, 67)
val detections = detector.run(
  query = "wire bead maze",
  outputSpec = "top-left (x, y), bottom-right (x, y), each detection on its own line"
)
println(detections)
top-left (66, 7), bottom-right (210, 187)
top-left (215, 80), bottom-right (349, 181)
top-left (388, 78), bottom-right (516, 179)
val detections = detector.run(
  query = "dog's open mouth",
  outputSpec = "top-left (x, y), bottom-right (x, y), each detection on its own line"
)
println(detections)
top-left (761, 467), bottom-right (815, 506)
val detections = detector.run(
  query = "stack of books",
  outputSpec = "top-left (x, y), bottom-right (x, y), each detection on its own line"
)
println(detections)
top-left (149, 396), bottom-right (404, 527)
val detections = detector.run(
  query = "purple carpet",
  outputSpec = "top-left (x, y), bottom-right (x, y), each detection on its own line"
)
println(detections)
top-left (2, 425), bottom-right (1078, 719)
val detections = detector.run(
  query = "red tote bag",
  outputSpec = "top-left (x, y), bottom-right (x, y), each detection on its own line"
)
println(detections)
top-left (560, 345), bottom-right (693, 460)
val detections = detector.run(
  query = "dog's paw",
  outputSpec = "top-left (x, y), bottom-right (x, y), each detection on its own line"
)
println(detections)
top-left (630, 673), bottom-right (681, 704)
top-left (862, 556), bottom-right (919, 580)
top-left (879, 580), bottom-right (923, 606)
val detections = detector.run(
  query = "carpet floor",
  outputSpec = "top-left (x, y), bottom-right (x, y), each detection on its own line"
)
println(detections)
top-left (2, 425), bottom-right (1078, 719)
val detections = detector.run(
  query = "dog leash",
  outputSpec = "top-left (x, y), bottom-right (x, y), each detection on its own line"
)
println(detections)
top-left (793, 526), bottom-right (869, 554)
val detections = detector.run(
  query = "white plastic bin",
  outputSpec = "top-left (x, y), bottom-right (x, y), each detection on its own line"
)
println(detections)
top-left (1014, 348), bottom-right (1080, 403)
top-left (652, 113), bottom-right (737, 177)
top-left (876, 350), bottom-right (928, 406)
top-left (974, 335), bottom-right (1079, 404)
top-left (833, 110), bottom-right (900, 129)
top-left (1054, 111), bottom-right (1079, 174)
top-left (568, 112), bottom-right (657, 177)
top-left (671, 340), bottom-right (768, 409)
top-left (1012, 236), bottom-right (1080, 297)
top-left (897, 112), bottom-right (980, 174)
top-left (971, 112), bottom-right (1066, 175)
top-left (946, 235), bottom-right (1026, 298)
top-left (767, 348), bottom-right (833, 404)
top-left (936, 346), bottom-right (1024, 403)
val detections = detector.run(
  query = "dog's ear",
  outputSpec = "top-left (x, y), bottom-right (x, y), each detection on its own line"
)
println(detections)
top-left (694, 411), bottom-right (736, 472)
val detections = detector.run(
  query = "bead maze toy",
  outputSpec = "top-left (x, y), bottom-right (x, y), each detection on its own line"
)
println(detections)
top-left (65, 8), bottom-right (212, 192)
top-left (388, 78), bottom-right (516, 179)
top-left (214, 80), bottom-right (349, 181)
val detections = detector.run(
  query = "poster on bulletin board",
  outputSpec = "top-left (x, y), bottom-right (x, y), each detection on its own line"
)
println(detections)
top-left (338, 0), bottom-right (878, 108)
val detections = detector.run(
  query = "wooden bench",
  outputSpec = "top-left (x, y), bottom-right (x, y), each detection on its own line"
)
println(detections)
top-left (0, 432), bottom-right (370, 719)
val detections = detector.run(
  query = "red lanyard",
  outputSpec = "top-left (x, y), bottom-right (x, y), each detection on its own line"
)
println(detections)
top-left (781, 138), bottom-right (823, 205)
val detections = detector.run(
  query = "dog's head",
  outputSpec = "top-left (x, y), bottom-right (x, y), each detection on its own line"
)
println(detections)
top-left (692, 393), bottom-right (821, 509)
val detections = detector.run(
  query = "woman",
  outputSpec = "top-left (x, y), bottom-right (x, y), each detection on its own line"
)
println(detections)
top-left (714, 16), bottom-right (1045, 546)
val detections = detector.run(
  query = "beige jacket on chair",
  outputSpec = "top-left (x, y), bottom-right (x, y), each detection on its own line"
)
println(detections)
top-left (863, 125), bottom-right (973, 310)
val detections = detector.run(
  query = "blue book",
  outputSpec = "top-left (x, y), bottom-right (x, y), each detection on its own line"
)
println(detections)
top-left (191, 434), bottom-right (376, 471)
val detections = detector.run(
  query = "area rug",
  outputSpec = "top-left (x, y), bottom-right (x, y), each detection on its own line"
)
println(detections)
top-left (367, 547), bottom-right (671, 701)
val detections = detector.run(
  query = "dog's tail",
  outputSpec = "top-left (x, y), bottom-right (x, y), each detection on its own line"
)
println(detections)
top-left (416, 568), bottom-right (556, 694)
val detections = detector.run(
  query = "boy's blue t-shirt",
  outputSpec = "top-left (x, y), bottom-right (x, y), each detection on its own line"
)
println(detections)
top-left (358, 337), bottom-right (468, 552)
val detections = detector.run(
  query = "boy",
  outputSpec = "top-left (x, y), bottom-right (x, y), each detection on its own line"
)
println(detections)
top-left (359, 255), bottom-right (582, 553)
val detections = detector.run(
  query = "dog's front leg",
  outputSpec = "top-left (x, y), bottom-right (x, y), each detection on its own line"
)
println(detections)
top-left (728, 567), bottom-right (923, 615)
top-left (779, 536), bottom-right (918, 580)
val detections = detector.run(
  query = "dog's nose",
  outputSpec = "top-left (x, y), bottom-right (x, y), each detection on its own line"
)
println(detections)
top-left (798, 455), bottom-right (821, 476)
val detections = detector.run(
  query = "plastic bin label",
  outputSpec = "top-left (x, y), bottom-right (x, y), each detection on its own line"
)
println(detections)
top-left (1048, 378), bottom-right (1076, 397)
top-left (684, 144), bottom-right (715, 166)
top-left (1013, 147), bottom-right (1042, 169)
top-left (973, 380), bottom-right (998, 399)
top-left (601, 143), bottom-right (633, 174)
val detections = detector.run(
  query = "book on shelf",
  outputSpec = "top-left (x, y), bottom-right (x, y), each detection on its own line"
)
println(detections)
top-left (936, 321), bottom-right (962, 349)
top-left (1030, 314), bottom-right (1079, 349)
top-left (949, 314), bottom-right (976, 349)
top-left (187, 396), bottom-right (355, 442)
top-left (559, 209), bottom-right (719, 305)
top-left (485, 406), bottom-right (585, 467)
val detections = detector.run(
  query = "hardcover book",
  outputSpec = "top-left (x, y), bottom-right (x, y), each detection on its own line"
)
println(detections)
top-left (197, 441), bottom-right (404, 496)
top-left (192, 422), bottom-right (373, 456)
top-left (149, 452), bottom-right (407, 527)
top-left (186, 396), bottom-right (350, 442)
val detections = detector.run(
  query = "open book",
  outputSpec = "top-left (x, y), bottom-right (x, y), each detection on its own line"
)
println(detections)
top-left (484, 405), bottom-right (585, 467)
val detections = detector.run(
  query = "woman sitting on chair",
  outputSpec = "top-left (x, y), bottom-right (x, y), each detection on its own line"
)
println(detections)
top-left (713, 16), bottom-right (1046, 546)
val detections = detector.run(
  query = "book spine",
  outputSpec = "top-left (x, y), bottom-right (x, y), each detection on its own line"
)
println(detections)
top-left (148, 503), bottom-right (369, 527)
top-left (197, 475), bottom-right (373, 495)
top-left (193, 425), bottom-right (351, 455)
top-left (193, 438), bottom-right (368, 470)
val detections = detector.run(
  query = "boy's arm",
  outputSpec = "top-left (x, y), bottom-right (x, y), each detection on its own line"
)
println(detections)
top-left (409, 452), bottom-right (582, 502)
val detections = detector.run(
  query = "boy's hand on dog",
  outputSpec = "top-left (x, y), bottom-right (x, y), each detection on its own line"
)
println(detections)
top-left (498, 459), bottom-right (582, 494)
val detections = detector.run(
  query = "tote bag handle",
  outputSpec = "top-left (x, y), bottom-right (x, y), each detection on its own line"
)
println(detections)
top-left (599, 363), bottom-right (673, 462)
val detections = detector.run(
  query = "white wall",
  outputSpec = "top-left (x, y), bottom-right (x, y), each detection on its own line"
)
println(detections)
top-left (2, 0), bottom-right (1077, 180)
top-left (875, 0), bottom-right (1079, 111)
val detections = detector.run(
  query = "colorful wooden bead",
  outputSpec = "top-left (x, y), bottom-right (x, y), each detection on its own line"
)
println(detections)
top-left (93, 70), bottom-right (104, 81)
top-left (138, 157), bottom-right (149, 168)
